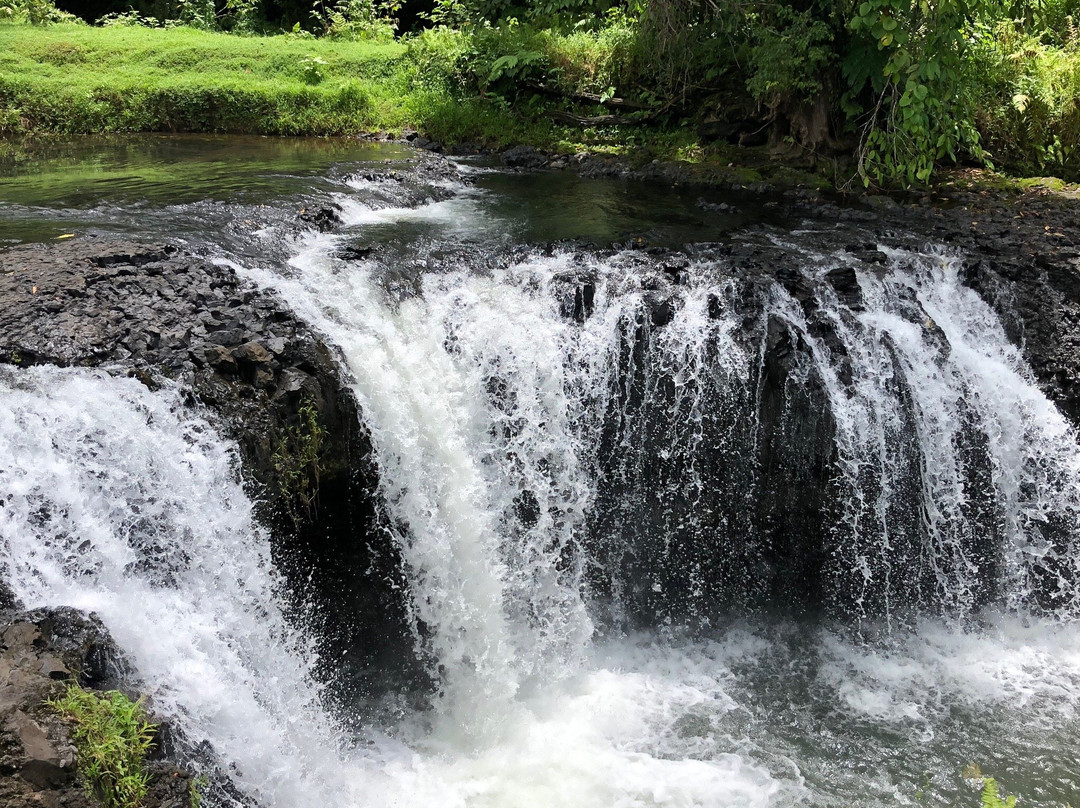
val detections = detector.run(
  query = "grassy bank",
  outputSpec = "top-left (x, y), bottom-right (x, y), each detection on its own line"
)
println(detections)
top-left (0, 23), bottom-right (410, 135)
top-left (3, 17), bottom-right (1080, 191)
top-left (0, 23), bottom-right (616, 150)
top-left (0, 22), bottom-right (762, 176)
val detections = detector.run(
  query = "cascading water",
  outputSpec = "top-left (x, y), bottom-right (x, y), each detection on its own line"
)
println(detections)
top-left (0, 367), bottom-right (341, 807)
top-left (228, 170), bottom-right (1080, 803)
top-left (4, 143), bottom-right (1080, 808)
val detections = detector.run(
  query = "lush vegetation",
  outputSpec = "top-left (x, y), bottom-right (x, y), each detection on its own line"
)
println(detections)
top-left (48, 685), bottom-right (157, 808)
top-left (2, 0), bottom-right (1080, 186)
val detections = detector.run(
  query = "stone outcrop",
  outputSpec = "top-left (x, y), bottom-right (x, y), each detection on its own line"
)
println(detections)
top-left (0, 607), bottom-right (191, 808)
top-left (0, 238), bottom-right (362, 507)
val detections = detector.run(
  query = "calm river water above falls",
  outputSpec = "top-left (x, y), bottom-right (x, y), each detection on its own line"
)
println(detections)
top-left (1, 135), bottom-right (1079, 808)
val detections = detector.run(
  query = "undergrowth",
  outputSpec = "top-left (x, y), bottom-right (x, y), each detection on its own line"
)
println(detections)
top-left (272, 399), bottom-right (325, 519)
top-left (970, 18), bottom-right (1080, 179)
top-left (48, 685), bottom-right (156, 808)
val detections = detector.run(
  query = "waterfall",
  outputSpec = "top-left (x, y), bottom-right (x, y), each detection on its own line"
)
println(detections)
top-left (234, 172), bottom-right (1080, 690)
top-left (0, 367), bottom-right (794, 808)
top-left (235, 239), bottom-right (601, 739)
top-left (5, 159), bottom-right (1080, 808)
top-left (0, 367), bottom-right (348, 807)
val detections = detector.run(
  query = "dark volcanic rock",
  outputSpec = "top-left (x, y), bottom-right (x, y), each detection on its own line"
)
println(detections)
top-left (0, 238), bottom-right (358, 503)
top-left (825, 265), bottom-right (864, 310)
top-left (0, 607), bottom-right (192, 808)
top-left (298, 205), bottom-right (342, 232)
top-left (501, 145), bottom-right (550, 170)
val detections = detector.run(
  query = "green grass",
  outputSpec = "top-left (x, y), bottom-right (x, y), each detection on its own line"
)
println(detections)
top-left (0, 25), bottom-right (668, 150)
top-left (0, 23), bottom-right (409, 135)
top-left (48, 684), bottom-right (157, 808)
top-left (0, 23), bottom-right (572, 145)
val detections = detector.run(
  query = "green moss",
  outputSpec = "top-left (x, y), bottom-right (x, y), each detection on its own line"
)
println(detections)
top-left (1016, 175), bottom-right (1069, 192)
top-left (48, 685), bottom-right (156, 808)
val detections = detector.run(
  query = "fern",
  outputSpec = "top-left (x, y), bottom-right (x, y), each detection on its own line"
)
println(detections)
top-left (981, 778), bottom-right (1018, 808)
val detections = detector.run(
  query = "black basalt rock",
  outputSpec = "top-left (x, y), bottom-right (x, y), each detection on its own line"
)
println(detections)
top-left (298, 205), bottom-right (342, 232)
top-left (825, 265), bottom-right (864, 311)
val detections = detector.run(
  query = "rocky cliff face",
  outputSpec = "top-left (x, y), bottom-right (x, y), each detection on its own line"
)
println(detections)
top-left (0, 239), bottom-right (361, 503)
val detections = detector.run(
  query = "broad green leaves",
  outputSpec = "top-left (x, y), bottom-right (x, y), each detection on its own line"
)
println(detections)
top-left (848, 0), bottom-right (990, 186)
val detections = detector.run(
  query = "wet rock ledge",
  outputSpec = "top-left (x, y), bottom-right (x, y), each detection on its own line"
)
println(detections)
top-left (0, 237), bottom-right (363, 507)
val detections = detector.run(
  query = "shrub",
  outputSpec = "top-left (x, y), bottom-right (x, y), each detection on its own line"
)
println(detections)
top-left (845, 0), bottom-right (989, 186)
top-left (968, 18), bottom-right (1080, 178)
top-left (0, 0), bottom-right (79, 24)
top-left (272, 399), bottom-right (325, 518)
top-left (318, 0), bottom-right (398, 40)
top-left (980, 778), bottom-right (1018, 808)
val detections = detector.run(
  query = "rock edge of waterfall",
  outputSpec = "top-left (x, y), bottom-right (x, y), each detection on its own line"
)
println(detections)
top-left (0, 605), bottom-right (195, 808)
top-left (777, 186), bottom-right (1080, 426)
top-left (0, 237), bottom-right (393, 808)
